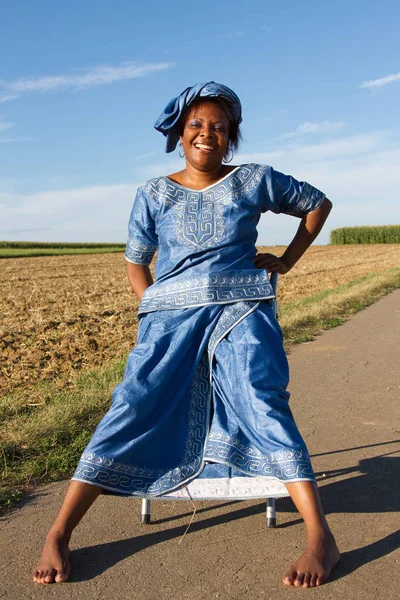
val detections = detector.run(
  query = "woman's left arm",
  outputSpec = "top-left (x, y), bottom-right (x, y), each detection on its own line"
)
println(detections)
top-left (253, 197), bottom-right (333, 274)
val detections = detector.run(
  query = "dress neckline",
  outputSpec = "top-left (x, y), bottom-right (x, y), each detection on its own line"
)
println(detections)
top-left (162, 165), bottom-right (241, 192)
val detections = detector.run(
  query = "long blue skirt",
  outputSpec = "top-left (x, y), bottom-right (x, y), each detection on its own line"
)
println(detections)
top-left (72, 300), bottom-right (315, 499)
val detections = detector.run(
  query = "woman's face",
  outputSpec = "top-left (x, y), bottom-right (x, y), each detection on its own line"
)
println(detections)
top-left (179, 101), bottom-right (230, 171)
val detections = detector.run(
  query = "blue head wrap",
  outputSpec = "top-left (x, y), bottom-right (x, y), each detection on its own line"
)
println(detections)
top-left (154, 81), bottom-right (242, 153)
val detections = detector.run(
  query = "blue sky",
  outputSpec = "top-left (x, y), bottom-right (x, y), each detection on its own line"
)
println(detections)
top-left (1, 0), bottom-right (399, 245)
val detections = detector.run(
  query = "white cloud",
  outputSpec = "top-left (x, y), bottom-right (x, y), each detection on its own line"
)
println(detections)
top-left (272, 121), bottom-right (346, 141)
top-left (0, 117), bottom-right (14, 132)
top-left (132, 150), bottom-right (160, 162)
top-left (237, 130), bottom-right (400, 243)
top-left (0, 183), bottom-right (140, 242)
top-left (361, 72), bottom-right (400, 89)
top-left (237, 133), bottom-right (381, 166)
top-left (282, 133), bottom-right (380, 159)
top-left (0, 137), bottom-right (33, 143)
top-left (0, 119), bottom-right (32, 144)
top-left (139, 158), bottom-right (182, 179)
top-left (237, 132), bottom-right (400, 195)
top-left (1, 130), bottom-right (399, 245)
top-left (0, 94), bottom-right (18, 103)
top-left (0, 61), bottom-right (175, 99)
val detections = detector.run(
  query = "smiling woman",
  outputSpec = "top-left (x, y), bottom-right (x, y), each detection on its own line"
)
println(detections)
top-left (33, 81), bottom-right (339, 589)
top-left (166, 100), bottom-right (239, 187)
top-left (178, 95), bottom-right (242, 158)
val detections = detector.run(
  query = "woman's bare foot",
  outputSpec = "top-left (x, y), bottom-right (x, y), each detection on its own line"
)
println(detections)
top-left (282, 529), bottom-right (340, 588)
top-left (33, 532), bottom-right (71, 584)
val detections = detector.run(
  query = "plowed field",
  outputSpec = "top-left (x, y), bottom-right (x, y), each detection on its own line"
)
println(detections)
top-left (1, 245), bottom-right (399, 394)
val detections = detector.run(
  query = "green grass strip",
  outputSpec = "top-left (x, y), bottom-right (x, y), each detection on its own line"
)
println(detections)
top-left (0, 247), bottom-right (126, 258)
top-left (0, 241), bottom-right (126, 248)
top-left (1, 268), bottom-right (399, 511)
top-left (280, 268), bottom-right (400, 344)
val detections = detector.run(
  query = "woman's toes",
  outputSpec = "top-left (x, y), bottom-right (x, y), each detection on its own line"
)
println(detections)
top-left (302, 573), bottom-right (312, 588)
top-left (282, 568), bottom-right (296, 585)
top-left (310, 573), bottom-right (319, 587)
top-left (54, 570), bottom-right (68, 583)
top-left (38, 572), bottom-right (48, 584)
top-left (294, 573), bottom-right (305, 587)
top-left (316, 573), bottom-right (327, 586)
top-left (35, 571), bottom-right (45, 584)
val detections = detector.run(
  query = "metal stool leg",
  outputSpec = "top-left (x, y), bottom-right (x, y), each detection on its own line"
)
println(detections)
top-left (266, 497), bottom-right (276, 528)
top-left (141, 498), bottom-right (151, 524)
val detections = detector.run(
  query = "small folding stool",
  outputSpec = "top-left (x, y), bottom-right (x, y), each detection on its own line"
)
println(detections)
top-left (140, 271), bottom-right (280, 528)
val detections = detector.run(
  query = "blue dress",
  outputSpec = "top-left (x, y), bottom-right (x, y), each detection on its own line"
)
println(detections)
top-left (72, 164), bottom-right (325, 500)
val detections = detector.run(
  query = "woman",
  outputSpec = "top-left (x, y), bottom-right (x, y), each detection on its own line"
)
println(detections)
top-left (33, 82), bottom-right (340, 588)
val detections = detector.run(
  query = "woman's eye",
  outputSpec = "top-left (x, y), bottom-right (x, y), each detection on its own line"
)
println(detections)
top-left (189, 121), bottom-right (201, 127)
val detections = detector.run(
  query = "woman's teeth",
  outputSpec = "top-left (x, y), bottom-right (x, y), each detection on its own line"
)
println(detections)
top-left (195, 144), bottom-right (214, 150)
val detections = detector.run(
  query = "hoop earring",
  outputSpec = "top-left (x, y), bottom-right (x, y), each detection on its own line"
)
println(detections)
top-left (178, 143), bottom-right (185, 159)
top-left (224, 148), bottom-right (234, 163)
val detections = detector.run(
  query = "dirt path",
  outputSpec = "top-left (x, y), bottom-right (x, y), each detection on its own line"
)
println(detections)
top-left (1, 290), bottom-right (399, 600)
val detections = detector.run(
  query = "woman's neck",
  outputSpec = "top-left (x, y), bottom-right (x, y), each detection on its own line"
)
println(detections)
top-left (168, 163), bottom-right (235, 190)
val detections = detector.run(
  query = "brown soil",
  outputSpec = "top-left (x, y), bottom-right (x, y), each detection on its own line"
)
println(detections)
top-left (1, 245), bottom-right (399, 394)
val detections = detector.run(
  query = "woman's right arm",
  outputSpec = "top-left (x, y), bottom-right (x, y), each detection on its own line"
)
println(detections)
top-left (125, 261), bottom-right (154, 302)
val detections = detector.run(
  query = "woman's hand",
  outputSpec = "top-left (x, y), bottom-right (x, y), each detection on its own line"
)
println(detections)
top-left (252, 252), bottom-right (291, 274)
top-left (253, 198), bottom-right (333, 275)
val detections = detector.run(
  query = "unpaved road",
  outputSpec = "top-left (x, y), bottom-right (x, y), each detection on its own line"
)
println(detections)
top-left (1, 290), bottom-right (399, 600)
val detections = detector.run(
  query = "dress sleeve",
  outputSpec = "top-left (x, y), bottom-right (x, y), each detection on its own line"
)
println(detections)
top-left (124, 186), bottom-right (158, 265)
top-left (261, 166), bottom-right (326, 217)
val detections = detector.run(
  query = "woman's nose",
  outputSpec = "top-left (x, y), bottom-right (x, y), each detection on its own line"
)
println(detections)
top-left (199, 126), bottom-right (212, 137)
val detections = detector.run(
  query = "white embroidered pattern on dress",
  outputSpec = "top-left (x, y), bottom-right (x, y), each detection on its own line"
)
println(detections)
top-left (125, 238), bottom-right (158, 265)
top-left (144, 164), bottom-right (268, 249)
top-left (138, 270), bottom-right (274, 313)
top-left (204, 431), bottom-right (315, 480)
top-left (286, 182), bottom-right (325, 218)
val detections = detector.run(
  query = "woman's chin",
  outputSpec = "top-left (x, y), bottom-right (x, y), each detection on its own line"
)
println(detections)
top-left (189, 152), bottom-right (221, 170)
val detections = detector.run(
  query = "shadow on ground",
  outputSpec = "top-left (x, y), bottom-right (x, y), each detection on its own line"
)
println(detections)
top-left (66, 444), bottom-right (399, 583)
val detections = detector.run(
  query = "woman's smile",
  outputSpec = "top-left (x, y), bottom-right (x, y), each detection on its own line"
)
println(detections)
top-left (193, 142), bottom-right (215, 153)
